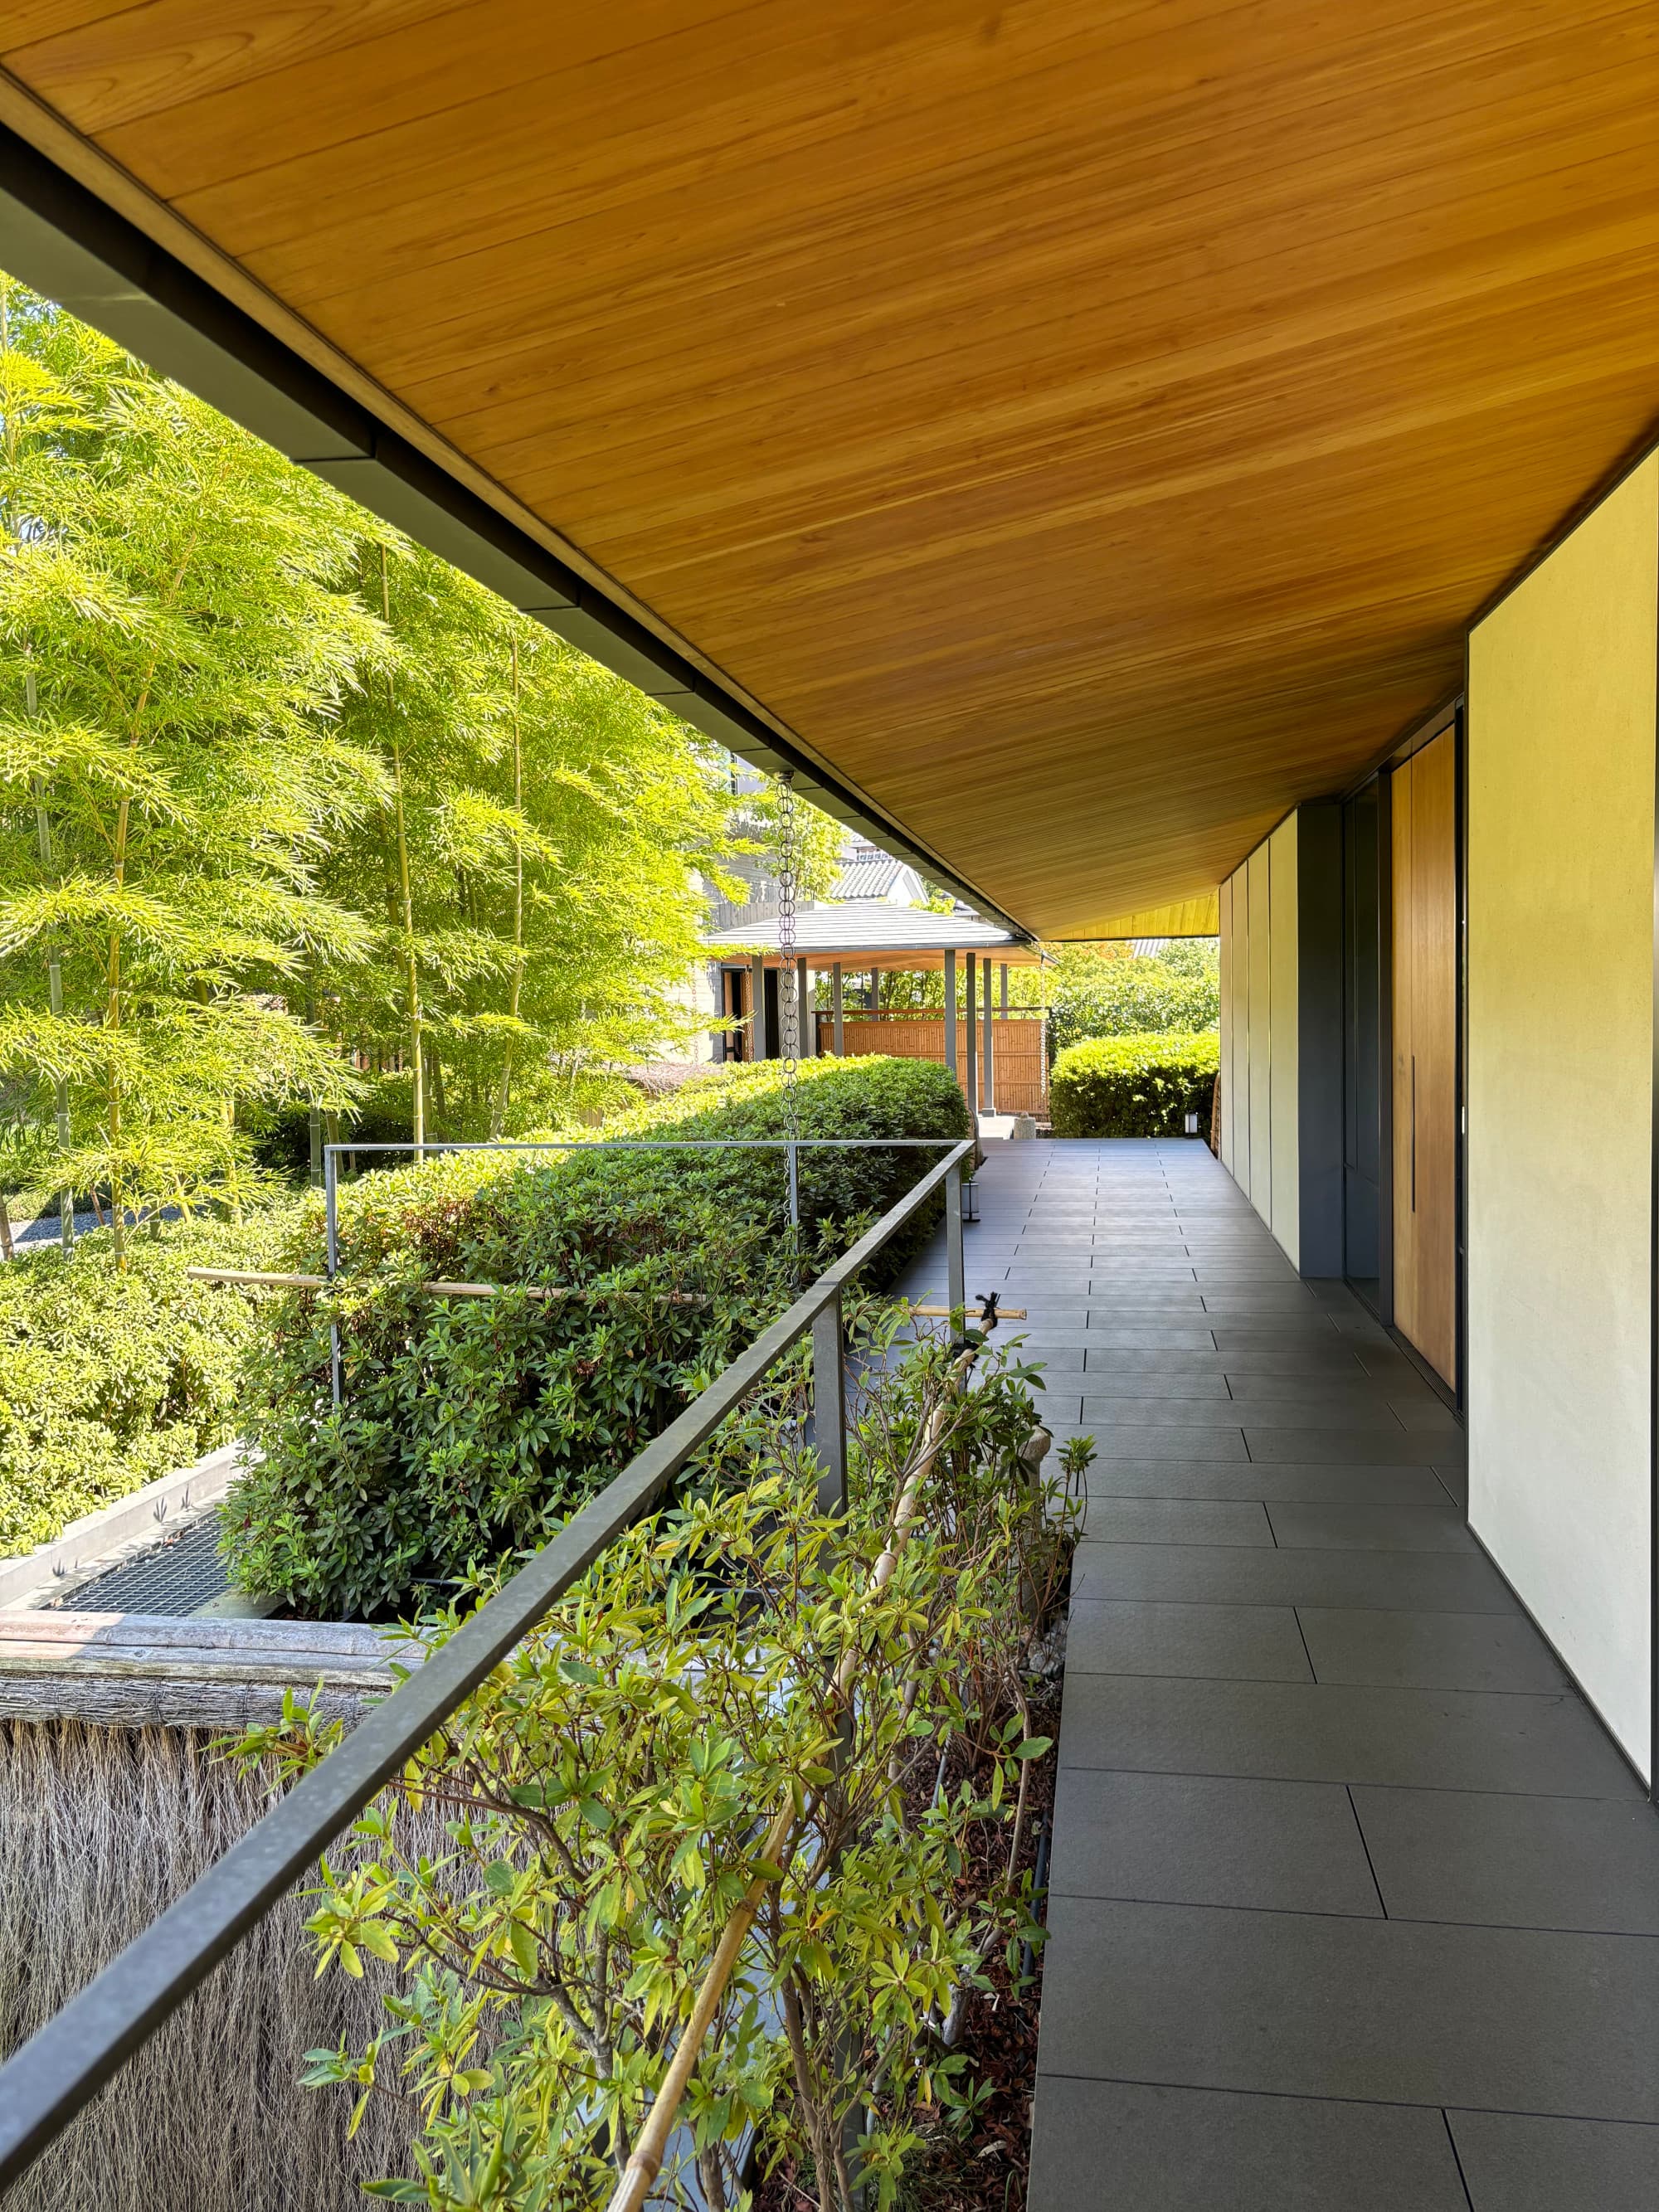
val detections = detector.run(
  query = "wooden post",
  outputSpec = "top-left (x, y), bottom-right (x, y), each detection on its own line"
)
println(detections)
top-left (751, 950), bottom-right (767, 1061)
top-left (795, 955), bottom-right (811, 1057)
top-left (943, 951), bottom-right (957, 1081)
top-left (1000, 960), bottom-right (1010, 1116)
top-left (965, 954), bottom-right (978, 1125)
top-left (832, 961), bottom-right (844, 1054)
top-left (982, 953), bottom-right (995, 1112)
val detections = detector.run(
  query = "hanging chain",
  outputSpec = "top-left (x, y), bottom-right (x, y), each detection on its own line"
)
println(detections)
top-left (775, 771), bottom-right (801, 1227)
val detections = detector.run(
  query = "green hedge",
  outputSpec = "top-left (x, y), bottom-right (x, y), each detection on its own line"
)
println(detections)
top-left (1049, 1032), bottom-right (1220, 1139)
top-left (0, 1217), bottom-right (290, 1557)
top-left (225, 1057), bottom-right (968, 1619)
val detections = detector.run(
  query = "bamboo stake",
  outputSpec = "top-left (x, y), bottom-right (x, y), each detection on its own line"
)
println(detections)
top-left (908, 1303), bottom-right (1025, 1320)
top-left (604, 1794), bottom-right (798, 2212)
top-left (184, 1268), bottom-right (707, 1305)
top-left (606, 1347), bottom-right (977, 2212)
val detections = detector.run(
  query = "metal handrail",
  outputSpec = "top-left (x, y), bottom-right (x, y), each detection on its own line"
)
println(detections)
top-left (0, 1134), bottom-right (973, 2186)
top-left (319, 1133), bottom-right (969, 1400)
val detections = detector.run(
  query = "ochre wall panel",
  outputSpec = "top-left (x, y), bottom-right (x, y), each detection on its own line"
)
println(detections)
top-left (1217, 873), bottom-right (1234, 1174)
top-left (1467, 451), bottom-right (1657, 1777)
top-left (1231, 861), bottom-right (1251, 1201)
top-left (1247, 843), bottom-right (1272, 1219)
top-left (1268, 816), bottom-right (1300, 1269)
top-left (3, 4), bottom-right (1659, 932)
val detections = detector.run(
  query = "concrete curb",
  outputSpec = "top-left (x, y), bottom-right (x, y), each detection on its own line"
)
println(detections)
top-left (0, 1443), bottom-right (248, 1612)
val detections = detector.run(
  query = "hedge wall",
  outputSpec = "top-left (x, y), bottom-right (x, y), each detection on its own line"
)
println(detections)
top-left (1049, 1032), bottom-right (1220, 1139)
top-left (224, 1057), bottom-right (968, 1619)
top-left (0, 1216), bottom-right (289, 1557)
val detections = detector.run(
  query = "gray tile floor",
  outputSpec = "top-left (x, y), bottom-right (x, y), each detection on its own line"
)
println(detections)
top-left (896, 1138), bottom-right (1659, 2210)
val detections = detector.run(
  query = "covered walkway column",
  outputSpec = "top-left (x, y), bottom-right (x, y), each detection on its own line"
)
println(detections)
top-left (965, 954), bottom-right (978, 1121)
top-left (982, 951), bottom-right (995, 1110)
top-left (750, 950), bottom-right (767, 1061)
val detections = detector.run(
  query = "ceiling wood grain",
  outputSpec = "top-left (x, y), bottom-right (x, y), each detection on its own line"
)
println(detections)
top-left (6, 0), bottom-right (1657, 935)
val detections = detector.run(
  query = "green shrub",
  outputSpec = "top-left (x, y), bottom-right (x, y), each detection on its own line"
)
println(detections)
top-left (1049, 1031), bottom-right (1220, 1138)
top-left (225, 1057), bottom-right (968, 1618)
top-left (245, 1332), bottom-right (1073, 2209)
top-left (247, 1067), bottom-right (641, 1180)
top-left (0, 1214), bottom-right (294, 1556)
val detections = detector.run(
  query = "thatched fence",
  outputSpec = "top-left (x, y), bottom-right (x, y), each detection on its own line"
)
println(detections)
top-left (0, 1616), bottom-right (430, 2211)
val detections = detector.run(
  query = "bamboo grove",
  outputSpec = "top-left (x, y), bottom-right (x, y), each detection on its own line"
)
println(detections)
top-left (0, 275), bottom-right (813, 1259)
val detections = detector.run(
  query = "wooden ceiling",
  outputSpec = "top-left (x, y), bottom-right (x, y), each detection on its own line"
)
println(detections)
top-left (2, 2), bottom-right (1657, 937)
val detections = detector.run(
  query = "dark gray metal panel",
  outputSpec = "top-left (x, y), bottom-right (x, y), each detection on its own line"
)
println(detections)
top-left (0, 134), bottom-right (370, 463)
top-left (304, 440), bottom-right (579, 613)
top-left (1296, 801), bottom-right (1345, 1277)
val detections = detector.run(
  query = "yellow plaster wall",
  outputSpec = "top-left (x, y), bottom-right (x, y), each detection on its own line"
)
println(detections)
top-left (1467, 451), bottom-right (1657, 1777)
top-left (1219, 822), bottom-right (1304, 1262)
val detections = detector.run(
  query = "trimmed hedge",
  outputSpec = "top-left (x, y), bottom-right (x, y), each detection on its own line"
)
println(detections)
top-left (225, 1057), bottom-right (968, 1619)
top-left (1050, 1031), bottom-right (1220, 1139)
top-left (0, 1215), bottom-right (291, 1557)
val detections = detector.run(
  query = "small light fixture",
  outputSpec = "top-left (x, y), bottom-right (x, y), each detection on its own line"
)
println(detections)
top-left (1184, 1110), bottom-right (1200, 1138)
top-left (962, 1175), bottom-right (980, 1223)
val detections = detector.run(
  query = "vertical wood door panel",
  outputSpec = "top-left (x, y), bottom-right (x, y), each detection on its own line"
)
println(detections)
top-left (1391, 728), bottom-right (1457, 1385)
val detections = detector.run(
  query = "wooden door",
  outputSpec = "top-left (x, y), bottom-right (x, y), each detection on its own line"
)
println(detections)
top-left (1391, 729), bottom-right (1457, 1385)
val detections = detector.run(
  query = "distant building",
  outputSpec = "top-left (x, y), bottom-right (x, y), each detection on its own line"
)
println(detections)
top-left (832, 842), bottom-right (928, 907)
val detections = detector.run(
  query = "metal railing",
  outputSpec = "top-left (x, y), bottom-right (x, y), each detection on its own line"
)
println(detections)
top-left (0, 1134), bottom-right (972, 2187)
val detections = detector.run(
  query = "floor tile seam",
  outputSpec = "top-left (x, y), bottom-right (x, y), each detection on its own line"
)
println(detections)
top-left (1059, 1662), bottom-right (1576, 1700)
top-left (1442, 2111), bottom-right (1478, 2212)
top-left (1063, 1665), bottom-right (1319, 1687)
top-left (1075, 1539), bottom-right (1496, 1563)
top-left (1029, 2070), bottom-right (1659, 2132)
top-left (1053, 1753), bottom-right (1642, 1803)
top-left (1070, 1593), bottom-right (1518, 1618)
top-left (1041, 1890), bottom-right (1659, 1942)
top-left (1345, 1780), bottom-right (1391, 1917)
top-left (1058, 1762), bottom-right (1649, 1810)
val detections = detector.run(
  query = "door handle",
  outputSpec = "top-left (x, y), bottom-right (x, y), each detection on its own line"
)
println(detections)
top-left (1410, 1056), bottom-right (1417, 1213)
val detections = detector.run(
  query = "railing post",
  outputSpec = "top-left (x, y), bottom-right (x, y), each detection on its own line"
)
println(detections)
top-left (983, 951), bottom-right (995, 1112)
top-left (811, 1288), bottom-right (847, 1514)
top-left (946, 1155), bottom-right (966, 1319)
top-left (325, 1145), bottom-right (343, 1407)
top-left (964, 954), bottom-right (978, 1131)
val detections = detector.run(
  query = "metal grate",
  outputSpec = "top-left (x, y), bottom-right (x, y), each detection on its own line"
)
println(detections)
top-left (46, 1515), bottom-right (230, 1616)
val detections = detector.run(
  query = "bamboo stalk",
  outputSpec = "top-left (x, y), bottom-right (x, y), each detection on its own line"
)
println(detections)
top-left (907, 1303), bottom-right (1025, 1320)
top-left (184, 1268), bottom-right (707, 1305)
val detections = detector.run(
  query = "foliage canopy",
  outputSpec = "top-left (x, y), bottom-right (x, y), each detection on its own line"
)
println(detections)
top-left (0, 274), bottom-right (819, 1248)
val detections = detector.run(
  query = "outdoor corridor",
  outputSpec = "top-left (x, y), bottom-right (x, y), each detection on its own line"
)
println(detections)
top-left (899, 1139), bottom-right (1659, 2210)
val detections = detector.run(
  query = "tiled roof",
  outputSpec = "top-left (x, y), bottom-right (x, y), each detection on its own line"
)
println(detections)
top-left (834, 858), bottom-right (915, 900)
top-left (704, 901), bottom-right (1034, 958)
